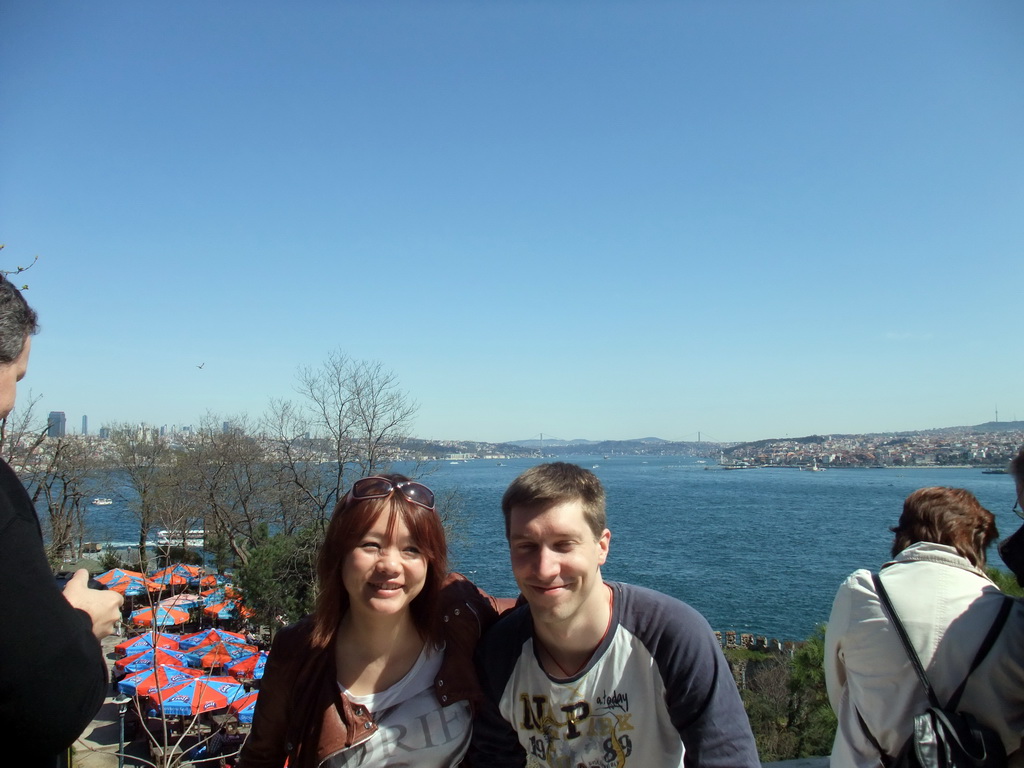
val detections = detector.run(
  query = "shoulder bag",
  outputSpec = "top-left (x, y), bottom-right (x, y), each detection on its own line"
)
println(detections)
top-left (856, 572), bottom-right (1012, 768)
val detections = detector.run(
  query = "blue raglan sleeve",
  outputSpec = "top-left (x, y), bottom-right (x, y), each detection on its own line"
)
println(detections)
top-left (626, 586), bottom-right (761, 768)
top-left (468, 608), bottom-right (530, 768)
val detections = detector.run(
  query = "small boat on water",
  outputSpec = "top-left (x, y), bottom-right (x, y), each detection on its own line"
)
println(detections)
top-left (91, 498), bottom-right (113, 506)
top-left (156, 529), bottom-right (205, 547)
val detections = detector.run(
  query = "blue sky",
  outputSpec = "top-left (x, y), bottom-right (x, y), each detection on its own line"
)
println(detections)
top-left (1, 1), bottom-right (1021, 444)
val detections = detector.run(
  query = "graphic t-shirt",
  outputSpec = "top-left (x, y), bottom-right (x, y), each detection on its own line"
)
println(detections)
top-left (325, 645), bottom-right (471, 768)
top-left (472, 582), bottom-right (760, 768)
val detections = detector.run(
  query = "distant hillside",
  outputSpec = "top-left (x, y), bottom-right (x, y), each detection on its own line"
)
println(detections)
top-left (925, 421), bottom-right (1024, 435)
top-left (722, 421), bottom-right (1024, 455)
top-left (406, 422), bottom-right (1022, 460)
top-left (507, 436), bottom-right (669, 448)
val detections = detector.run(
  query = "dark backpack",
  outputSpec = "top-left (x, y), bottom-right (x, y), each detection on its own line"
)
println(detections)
top-left (857, 573), bottom-right (1012, 768)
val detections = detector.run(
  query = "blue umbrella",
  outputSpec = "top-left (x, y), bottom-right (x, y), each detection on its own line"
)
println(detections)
top-left (184, 641), bottom-right (257, 669)
top-left (223, 649), bottom-right (268, 680)
top-left (228, 690), bottom-right (259, 723)
top-left (129, 605), bottom-right (190, 628)
top-left (116, 647), bottom-right (191, 674)
top-left (114, 632), bottom-right (180, 658)
top-left (152, 676), bottom-right (246, 717)
top-left (117, 664), bottom-right (202, 697)
top-left (120, 578), bottom-right (159, 597)
top-left (178, 628), bottom-right (247, 651)
top-left (189, 572), bottom-right (229, 589)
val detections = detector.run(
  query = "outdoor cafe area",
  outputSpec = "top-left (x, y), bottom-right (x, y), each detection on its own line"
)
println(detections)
top-left (98, 563), bottom-right (265, 765)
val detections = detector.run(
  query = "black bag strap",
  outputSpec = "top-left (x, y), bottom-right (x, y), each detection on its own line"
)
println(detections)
top-left (854, 572), bottom-right (1012, 766)
top-left (855, 707), bottom-right (893, 768)
top-left (872, 572), bottom-right (1012, 710)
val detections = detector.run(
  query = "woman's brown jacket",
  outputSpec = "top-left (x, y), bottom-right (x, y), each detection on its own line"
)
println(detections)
top-left (238, 574), bottom-right (510, 768)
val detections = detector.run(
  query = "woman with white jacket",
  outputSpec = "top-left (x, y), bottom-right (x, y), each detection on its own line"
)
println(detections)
top-left (825, 486), bottom-right (1024, 768)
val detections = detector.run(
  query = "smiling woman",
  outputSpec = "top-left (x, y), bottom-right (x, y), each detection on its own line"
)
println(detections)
top-left (238, 474), bottom-right (514, 768)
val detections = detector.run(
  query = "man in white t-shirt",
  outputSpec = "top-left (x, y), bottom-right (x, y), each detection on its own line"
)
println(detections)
top-left (471, 462), bottom-right (759, 768)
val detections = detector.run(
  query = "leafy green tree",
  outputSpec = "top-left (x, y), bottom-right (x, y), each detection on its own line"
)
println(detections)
top-left (730, 625), bottom-right (836, 762)
top-left (787, 624), bottom-right (836, 758)
top-left (236, 525), bottom-right (321, 635)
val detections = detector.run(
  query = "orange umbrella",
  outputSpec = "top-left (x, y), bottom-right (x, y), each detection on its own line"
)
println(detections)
top-left (96, 568), bottom-right (160, 596)
top-left (228, 690), bottom-right (259, 723)
top-left (223, 650), bottom-right (268, 680)
top-left (150, 676), bottom-right (246, 716)
top-left (184, 640), bottom-right (258, 669)
top-left (178, 628), bottom-right (246, 650)
top-left (118, 664), bottom-right (203, 697)
top-left (130, 605), bottom-right (190, 628)
top-left (151, 563), bottom-right (203, 586)
top-left (115, 648), bottom-right (191, 673)
top-left (158, 593), bottom-right (201, 609)
top-left (115, 631), bottom-right (180, 657)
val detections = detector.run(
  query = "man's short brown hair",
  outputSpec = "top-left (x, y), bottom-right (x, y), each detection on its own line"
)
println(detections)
top-left (501, 462), bottom-right (606, 539)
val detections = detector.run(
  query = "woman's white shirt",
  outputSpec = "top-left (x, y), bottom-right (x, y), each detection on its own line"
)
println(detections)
top-left (326, 644), bottom-right (471, 767)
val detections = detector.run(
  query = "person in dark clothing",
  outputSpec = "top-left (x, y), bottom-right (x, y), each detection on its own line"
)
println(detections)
top-left (998, 447), bottom-right (1024, 585)
top-left (0, 275), bottom-right (124, 768)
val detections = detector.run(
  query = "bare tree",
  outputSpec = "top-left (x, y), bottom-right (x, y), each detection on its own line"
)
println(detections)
top-left (170, 415), bottom-right (281, 568)
top-left (265, 351), bottom-right (418, 526)
top-left (1, 393), bottom-right (102, 565)
top-left (28, 436), bottom-right (99, 564)
top-left (346, 359), bottom-right (418, 476)
top-left (246, 352), bottom-right (419, 624)
top-left (260, 398), bottom-right (329, 531)
top-left (0, 389), bottom-right (47, 465)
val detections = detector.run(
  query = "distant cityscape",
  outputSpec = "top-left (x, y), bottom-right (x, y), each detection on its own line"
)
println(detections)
top-left (39, 410), bottom-right (1024, 469)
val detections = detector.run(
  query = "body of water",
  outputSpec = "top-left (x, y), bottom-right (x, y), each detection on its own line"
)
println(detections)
top-left (78, 456), bottom-right (1021, 641)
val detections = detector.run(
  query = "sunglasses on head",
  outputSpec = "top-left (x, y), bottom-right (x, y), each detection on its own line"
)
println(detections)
top-left (350, 476), bottom-right (435, 510)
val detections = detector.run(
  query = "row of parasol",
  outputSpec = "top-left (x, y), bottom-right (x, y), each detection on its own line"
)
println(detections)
top-left (115, 627), bottom-right (266, 722)
top-left (95, 565), bottom-right (254, 626)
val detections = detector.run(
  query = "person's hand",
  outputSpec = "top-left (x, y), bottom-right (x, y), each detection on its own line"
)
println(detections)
top-left (62, 569), bottom-right (124, 640)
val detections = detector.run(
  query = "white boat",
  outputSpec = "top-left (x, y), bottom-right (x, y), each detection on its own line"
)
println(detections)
top-left (91, 498), bottom-right (113, 506)
top-left (156, 529), bottom-right (205, 547)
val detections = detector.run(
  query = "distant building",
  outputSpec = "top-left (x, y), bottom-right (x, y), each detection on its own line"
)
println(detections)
top-left (99, 426), bottom-right (110, 439)
top-left (47, 411), bottom-right (66, 438)
top-left (82, 415), bottom-right (88, 436)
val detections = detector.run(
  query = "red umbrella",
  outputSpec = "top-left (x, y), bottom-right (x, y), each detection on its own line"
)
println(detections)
top-left (178, 628), bottom-right (247, 650)
top-left (203, 599), bottom-right (243, 620)
top-left (96, 568), bottom-right (147, 587)
top-left (117, 664), bottom-right (203, 697)
top-left (115, 632), bottom-right (180, 657)
top-left (185, 640), bottom-right (259, 669)
top-left (228, 690), bottom-right (259, 723)
top-left (96, 568), bottom-right (161, 596)
top-left (151, 563), bottom-right (203, 587)
top-left (130, 605), bottom-right (190, 628)
top-left (150, 676), bottom-right (246, 716)
top-left (223, 650), bottom-right (268, 680)
top-left (115, 648), bottom-right (191, 673)
top-left (158, 594), bottom-right (201, 612)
